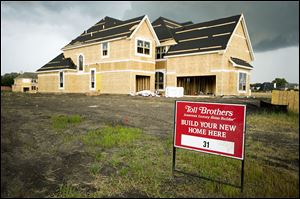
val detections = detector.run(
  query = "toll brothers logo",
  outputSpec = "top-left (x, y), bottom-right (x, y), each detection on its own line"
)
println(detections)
top-left (185, 105), bottom-right (234, 120)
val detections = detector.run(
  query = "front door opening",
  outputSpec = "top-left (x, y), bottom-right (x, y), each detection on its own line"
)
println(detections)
top-left (177, 76), bottom-right (216, 95)
top-left (136, 75), bottom-right (150, 92)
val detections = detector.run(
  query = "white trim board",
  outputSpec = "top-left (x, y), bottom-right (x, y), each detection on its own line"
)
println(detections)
top-left (165, 50), bottom-right (221, 58)
top-left (210, 69), bottom-right (250, 74)
top-left (85, 59), bottom-right (155, 65)
top-left (97, 69), bottom-right (155, 74)
top-left (39, 70), bottom-right (156, 76)
top-left (36, 69), bottom-right (77, 74)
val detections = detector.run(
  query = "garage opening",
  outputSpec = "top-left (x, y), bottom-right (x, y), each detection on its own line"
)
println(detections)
top-left (136, 75), bottom-right (150, 92)
top-left (23, 87), bottom-right (30, 92)
top-left (177, 76), bottom-right (216, 95)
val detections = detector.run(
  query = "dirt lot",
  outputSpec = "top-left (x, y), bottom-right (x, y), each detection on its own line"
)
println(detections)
top-left (1, 92), bottom-right (298, 197)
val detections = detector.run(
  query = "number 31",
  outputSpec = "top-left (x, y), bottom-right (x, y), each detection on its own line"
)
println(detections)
top-left (203, 141), bottom-right (209, 148)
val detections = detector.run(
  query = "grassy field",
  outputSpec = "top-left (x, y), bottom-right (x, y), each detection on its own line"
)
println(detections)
top-left (1, 92), bottom-right (298, 197)
top-left (50, 112), bottom-right (299, 198)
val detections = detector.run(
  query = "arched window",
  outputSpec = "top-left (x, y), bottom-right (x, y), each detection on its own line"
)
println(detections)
top-left (155, 72), bottom-right (164, 90)
top-left (78, 55), bottom-right (83, 71)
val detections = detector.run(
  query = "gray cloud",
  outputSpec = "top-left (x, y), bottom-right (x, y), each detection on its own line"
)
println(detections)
top-left (1, 1), bottom-right (299, 83)
top-left (2, 1), bottom-right (298, 52)
top-left (123, 1), bottom-right (299, 52)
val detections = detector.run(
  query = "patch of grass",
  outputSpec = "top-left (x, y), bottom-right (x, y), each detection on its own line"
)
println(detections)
top-left (81, 125), bottom-right (141, 148)
top-left (55, 184), bottom-right (83, 198)
top-left (51, 114), bottom-right (82, 130)
top-left (81, 112), bottom-right (298, 197)
top-left (247, 111), bottom-right (299, 132)
top-left (48, 112), bottom-right (298, 198)
top-left (90, 163), bottom-right (101, 175)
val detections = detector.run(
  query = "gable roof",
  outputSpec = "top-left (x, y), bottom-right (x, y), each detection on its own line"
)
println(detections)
top-left (227, 14), bottom-right (254, 60)
top-left (62, 15), bottom-right (146, 50)
top-left (128, 15), bottom-right (160, 45)
top-left (15, 72), bottom-right (37, 79)
top-left (36, 53), bottom-right (77, 72)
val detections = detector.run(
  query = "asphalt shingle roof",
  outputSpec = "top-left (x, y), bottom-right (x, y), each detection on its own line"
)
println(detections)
top-left (65, 15), bottom-right (145, 47)
top-left (152, 14), bottom-right (241, 56)
top-left (231, 57), bottom-right (253, 68)
top-left (37, 14), bottom-right (250, 72)
top-left (15, 72), bottom-right (37, 79)
top-left (37, 53), bottom-right (77, 72)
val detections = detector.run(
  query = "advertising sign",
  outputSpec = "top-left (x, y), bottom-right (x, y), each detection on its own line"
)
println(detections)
top-left (174, 101), bottom-right (246, 160)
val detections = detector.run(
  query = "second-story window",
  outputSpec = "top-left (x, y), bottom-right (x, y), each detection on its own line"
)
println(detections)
top-left (79, 55), bottom-right (83, 71)
top-left (156, 46), bottom-right (167, 59)
top-left (102, 42), bottom-right (108, 57)
top-left (137, 40), bottom-right (150, 55)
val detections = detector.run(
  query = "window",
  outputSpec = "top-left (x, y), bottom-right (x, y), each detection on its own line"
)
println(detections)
top-left (59, 71), bottom-right (64, 88)
top-left (239, 72), bottom-right (247, 91)
top-left (78, 55), bottom-right (83, 71)
top-left (23, 79), bottom-right (30, 83)
top-left (156, 46), bottom-right (167, 59)
top-left (102, 42), bottom-right (108, 57)
top-left (90, 69), bottom-right (95, 89)
top-left (137, 39), bottom-right (150, 55)
top-left (155, 72), bottom-right (164, 90)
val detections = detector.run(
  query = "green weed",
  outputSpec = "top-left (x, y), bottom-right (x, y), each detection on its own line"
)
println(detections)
top-left (81, 125), bottom-right (141, 148)
top-left (56, 184), bottom-right (82, 198)
top-left (51, 114), bottom-right (82, 130)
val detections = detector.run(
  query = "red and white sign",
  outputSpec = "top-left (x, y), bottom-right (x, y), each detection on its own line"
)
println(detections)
top-left (174, 101), bottom-right (246, 160)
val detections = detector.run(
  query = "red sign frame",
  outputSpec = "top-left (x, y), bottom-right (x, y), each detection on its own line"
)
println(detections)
top-left (174, 101), bottom-right (246, 160)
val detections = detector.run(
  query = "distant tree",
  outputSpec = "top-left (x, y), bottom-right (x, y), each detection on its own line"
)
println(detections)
top-left (272, 78), bottom-right (288, 88)
top-left (1, 73), bottom-right (19, 87)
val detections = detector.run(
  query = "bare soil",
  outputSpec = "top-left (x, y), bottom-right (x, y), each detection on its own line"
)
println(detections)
top-left (0, 92), bottom-right (273, 197)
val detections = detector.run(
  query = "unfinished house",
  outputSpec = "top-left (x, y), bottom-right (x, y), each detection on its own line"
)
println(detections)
top-left (12, 72), bottom-right (38, 93)
top-left (37, 14), bottom-right (254, 96)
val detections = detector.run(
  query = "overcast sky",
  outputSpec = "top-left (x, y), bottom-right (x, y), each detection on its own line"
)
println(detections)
top-left (1, 1), bottom-right (299, 83)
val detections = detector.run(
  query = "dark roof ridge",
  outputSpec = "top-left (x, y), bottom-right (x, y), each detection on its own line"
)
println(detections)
top-left (122, 15), bottom-right (145, 23)
top-left (104, 16), bottom-right (123, 22)
top-left (159, 16), bottom-right (182, 27)
top-left (183, 14), bottom-right (242, 29)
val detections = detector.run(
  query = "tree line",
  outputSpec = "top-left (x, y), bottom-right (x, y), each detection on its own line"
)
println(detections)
top-left (1, 73), bottom-right (20, 87)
